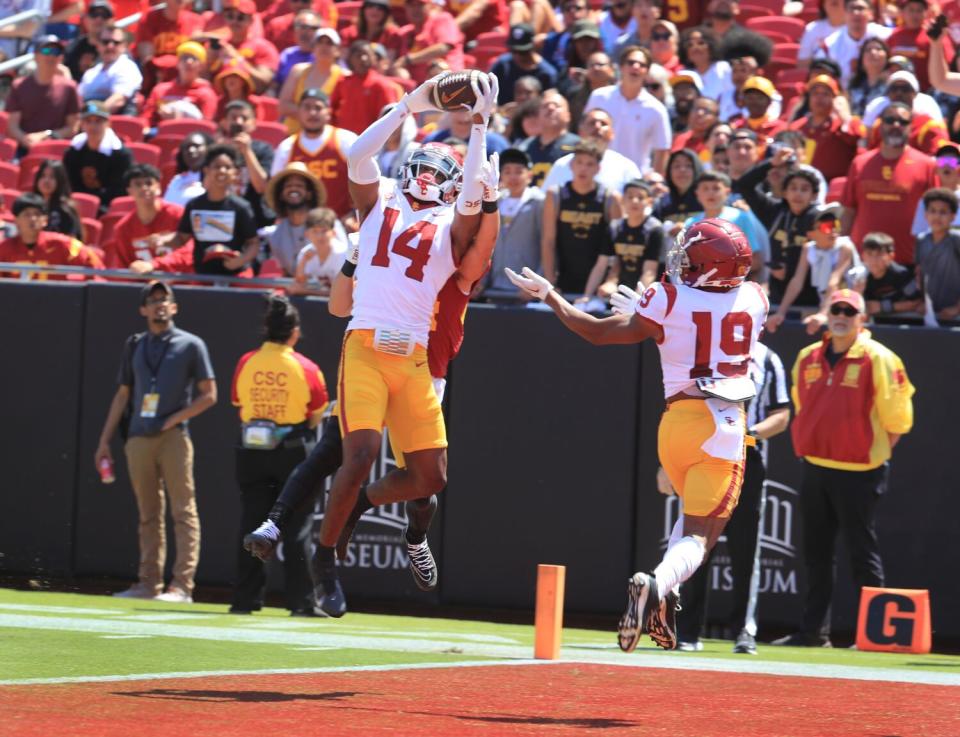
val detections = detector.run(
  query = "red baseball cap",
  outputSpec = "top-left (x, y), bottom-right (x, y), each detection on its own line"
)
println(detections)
top-left (829, 288), bottom-right (865, 314)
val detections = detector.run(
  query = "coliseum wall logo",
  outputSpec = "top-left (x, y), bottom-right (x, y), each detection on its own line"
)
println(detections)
top-left (660, 478), bottom-right (799, 597)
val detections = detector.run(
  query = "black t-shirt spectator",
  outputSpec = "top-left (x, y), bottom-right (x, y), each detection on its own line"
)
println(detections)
top-left (178, 193), bottom-right (258, 276)
top-left (864, 261), bottom-right (920, 305)
top-left (610, 216), bottom-right (665, 286)
top-left (63, 141), bottom-right (134, 210)
top-left (519, 132), bottom-right (580, 187)
top-left (64, 36), bottom-right (99, 82)
top-left (555, 181), bottom-right (611, 293)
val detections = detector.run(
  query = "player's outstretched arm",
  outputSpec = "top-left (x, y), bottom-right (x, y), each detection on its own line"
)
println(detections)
top-left (504, 267), bottom-right (659, 345)
top-left (347, 75), bottom-right (442, 219)
top-left (328, 236), bottom-right (359, 317)
top-left (452, 73), bottom-right (499, 259)
top-left (457, 152), bottom-right (500, 288)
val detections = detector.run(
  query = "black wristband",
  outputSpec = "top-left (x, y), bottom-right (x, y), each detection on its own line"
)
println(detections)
top-left (341, 261), bottom-right (357, 277)
top-left (481, 199), bottom-right (498, 214)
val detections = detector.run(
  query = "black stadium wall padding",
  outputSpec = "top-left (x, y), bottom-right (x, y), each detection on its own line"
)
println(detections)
top-left (1, 282), bottom-right (958, 641)
top-left (0, 282), bottom-right (86, 576)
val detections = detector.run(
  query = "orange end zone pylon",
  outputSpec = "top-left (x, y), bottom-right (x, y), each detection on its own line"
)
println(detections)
top-left (534, 564), bottom-right (566, 660)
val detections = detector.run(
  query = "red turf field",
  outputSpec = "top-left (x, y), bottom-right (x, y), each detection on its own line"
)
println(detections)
top-left (2, 663), bottom-right (957, 737)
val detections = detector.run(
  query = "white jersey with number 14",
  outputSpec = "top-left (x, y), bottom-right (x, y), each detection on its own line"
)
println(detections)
top-left (348, 178), bottom-right (458, 346)
top-left (633, 280), bottom-right (769, 398)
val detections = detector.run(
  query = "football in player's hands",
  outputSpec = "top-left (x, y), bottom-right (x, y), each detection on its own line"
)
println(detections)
top-left (431, 70), bottom-right (482, 111)
top-left (928, 13), bottom-right (948, 40)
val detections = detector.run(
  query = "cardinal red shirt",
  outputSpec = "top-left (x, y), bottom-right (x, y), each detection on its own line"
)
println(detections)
top-left (330, 70), bottom-right (402, 134)
top-left (0, 232), bottom-right (104, 279)
top-left (398, 11), bottom-right (464, 83)
top-left (135, 8), bottom-right (204, 57)
top-left (866, 113), bottom-right (950, 156)
top-left (141, 78), bottom-right (219, 125)
top-left (789, 114), bottom-right (864, 183)
top-left (886, 26), bottom-right (954, 91)
top-left (209, 36), bottom-right (280, 77)
top-left (109, 201), bottom-right (186, 267)
top-left (671, 129), bottom-right (708, 157)
top-left (841, 145), bottom-right (936, 265)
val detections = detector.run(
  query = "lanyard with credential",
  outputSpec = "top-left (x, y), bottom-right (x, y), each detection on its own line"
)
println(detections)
top-left (141, 335), bottom-right (171, 418)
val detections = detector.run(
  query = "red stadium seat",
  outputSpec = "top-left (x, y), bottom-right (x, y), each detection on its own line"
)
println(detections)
top-left (826, 176), bottom-right (846, 203)
top-left (30, 139), bottom-right (71, 158)
top-left (0, 137), bottom-right (16, 161)
top-left (256, 95), bottom-right (279, 122)
top-left (758, 29), bottom-right (795, 44)
top-left (771, 42), bottom-right (800, 63)
top-left (259, 257), bottom-right (284, 277)
top-left (82, 217), bottom-right (103, 246)
top-left (99, 211), bottom-right (126, 256)
top-left (737, 4), bottom-right (775, 22)
top-left (252, 121), bottom-right (289, 147)
top-left (17, 155), bottom-right (45, 190)
top-left (746, 15), bottom-right (805, 40)
top-left (127, 142), bottom-right (162, 167)
top-left (108, 195), bottom-right (136, 213)
top-left (0, 187), bottom-right (22, 215)
top-left (0, 161), bottom-right (18, 190)
top-left (110, 115), bottom-right (147, 143)
top-left (156, 119), bottom-right (217, 137)
top-left (72, 192), bottom-right (102, 219)
top-left (776, 67), bottom-right (808, 85)
top-left (151, 134), bottom-right (186, 166)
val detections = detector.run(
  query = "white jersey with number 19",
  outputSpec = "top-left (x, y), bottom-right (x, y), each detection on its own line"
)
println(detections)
top-left (348, 178), bottom-right (458, 346)
top-left (633, 280), bottom-right (769, 398)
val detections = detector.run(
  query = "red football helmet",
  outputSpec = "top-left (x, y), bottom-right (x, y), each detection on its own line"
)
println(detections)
top-left (401, 142), bottom-right (464, 205)
top-left (666, 218), bottom-right (753, 290)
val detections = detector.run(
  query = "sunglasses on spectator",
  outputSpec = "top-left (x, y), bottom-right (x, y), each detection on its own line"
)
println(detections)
top-left (651, 32), bottom-right (672, 41)
top-left (936, 156), bottom-right (960, 169)
top-left (563, 3), bottom-right (586, 10)
top-left (87, 8), bottom-right (111, 17)
top-left (295, 22), bottom-right (320, 29)
top-left (829, 304), bottom-right (859, 317)
top-left (817, 219), bottom-right (840, 234)
top-left (39, 45), bottom-right (63, 55)
top-left (881, 116), bottom-right (909, 126)
top-left (223, 10), bottom-right (248, 20)
top-left (100, 37), bottom-right (123, 45)
top-left (645, 82), bottom-right (662, 90)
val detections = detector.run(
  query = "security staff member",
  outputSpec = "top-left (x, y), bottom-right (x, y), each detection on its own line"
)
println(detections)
top-left (673, 341), bottom-right (791, 655)
top-left (775, 289), bottom-right (915, 647)
top-left (229, 294), bottom-right (328, 614)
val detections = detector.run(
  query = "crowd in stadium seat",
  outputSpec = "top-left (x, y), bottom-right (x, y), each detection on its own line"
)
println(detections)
top-left (1, 0), bottom-right (960, 325)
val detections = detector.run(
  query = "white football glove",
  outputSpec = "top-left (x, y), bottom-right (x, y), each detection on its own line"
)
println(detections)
top-left (479, 152), bottom-right (500, 203)
top-left (346, 233), bottom-right (360, 265)
top-left (403, 73), bottom-right (443, 115)
top-left (609, 284), bottom-right (642, 315)
top-left (468, 72), bottom-right (499, 120)
top-left (505, 266), bottom-right (553, 300)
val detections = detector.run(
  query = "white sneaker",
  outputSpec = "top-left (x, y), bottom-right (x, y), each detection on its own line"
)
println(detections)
top-left (154, 587), bottom-right (193, 603)
top-left (112, 584), bottom-right (159, 599)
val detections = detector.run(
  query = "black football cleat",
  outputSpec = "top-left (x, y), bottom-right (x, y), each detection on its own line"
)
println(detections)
top-left (617, 572), bottom-right (659, 653)
top-left (243, 520), bottom-right (280, 561)
top-left (404, 529), bottom-right (438, 592)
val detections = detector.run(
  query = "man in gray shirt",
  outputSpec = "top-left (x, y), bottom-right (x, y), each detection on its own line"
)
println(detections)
top-left (484, 148), bottom-right (545, 295)
top-left (95, 281), bottom-right (217, 603)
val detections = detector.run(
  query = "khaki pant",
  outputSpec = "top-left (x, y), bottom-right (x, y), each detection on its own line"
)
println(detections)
top-left (124, 428), bottom-right (200, 594)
